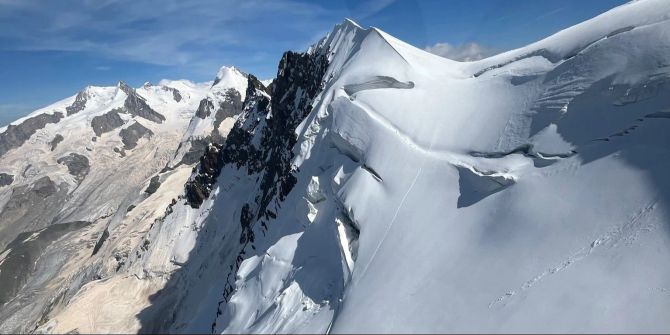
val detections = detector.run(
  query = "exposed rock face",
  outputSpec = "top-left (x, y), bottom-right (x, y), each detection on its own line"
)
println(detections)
top-left (195, 98), bottom-right (214, 119)
top-left (0, 173), bottom-right (13, 187)
top-left (119, 82), bottom-right (166, 123)
top-left (212, 89), bottom-right (243, 143)
top-left (49, 134), bottom-right (64, 151)
top-left (119, 122), bottom-right (153, 149)
top-left (91, 227), bottom-right (109, 256)
top-left (178, 87), bottom-right (246, 167)
top-left (57, 153), bottom-right (90, 183)
top-left (66, 90), bottom-right (89, 116)
top-left (0, 176), bottom-right (68, 250)
top-left (162, 86), bottom-right (182, 102)
top-left (0, 113), bottom-right (63, 157)
top-left (0, 221), bottom-right (89, 305)
top-left (174, 52), bottom-right (328, 331)
top-left (185, 143), bottom-right (224, 207)
top-left (181, 75), bottom-right (263, 208)
top-left (144, 175), bottom-right (161, 195)
top-left (221, 52), bottom-right (328, 233)
top-left (91, 109), bottom-right (125, 136)
top-left (216, 89), bottom-right (244, 121)
top-left (179, 138), bottom-right (211, 166)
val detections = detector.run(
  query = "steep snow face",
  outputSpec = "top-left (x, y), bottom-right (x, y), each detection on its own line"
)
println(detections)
top-left (302, 2), bottom-right (670, 332)
top-left (0, 73), bottom-right (250, 333)
top-left (120, 1), bottom-right (670, 333)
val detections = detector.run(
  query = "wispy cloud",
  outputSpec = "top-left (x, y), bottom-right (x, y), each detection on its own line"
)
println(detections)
top-left (354, 0), bottom-right (397, 19)
top-left (0, 0), bottom-right (335, 76)
top-left (424, 42), bottom-right (498, 62)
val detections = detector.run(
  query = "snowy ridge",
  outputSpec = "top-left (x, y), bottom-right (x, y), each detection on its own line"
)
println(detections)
top-left (467, 0), bottom-right (670, 76)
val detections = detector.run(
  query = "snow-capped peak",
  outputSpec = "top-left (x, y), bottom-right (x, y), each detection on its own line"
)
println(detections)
top-left (210, 65), bottom-right (249, 102)
top-left (342, 17), bottom-right (363, 29)
top-left (213, 66), bottom-right (246, 86)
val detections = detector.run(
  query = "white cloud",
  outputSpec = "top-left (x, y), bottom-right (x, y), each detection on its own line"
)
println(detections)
top-left (0, 0), bottom-right (333, 76)
top-left (424, 42), bottom-right (497, 62)
top-left (355, 0), bottom-right (397, 19)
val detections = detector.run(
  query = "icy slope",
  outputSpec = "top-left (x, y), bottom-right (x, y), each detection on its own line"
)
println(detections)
top-left (316, 3), bottom-right (670, 332)
top-left (0, 68), bottom-right (250, 333)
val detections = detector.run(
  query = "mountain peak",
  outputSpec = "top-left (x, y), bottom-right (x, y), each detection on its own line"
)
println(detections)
top-left (342, 18), bottom-right (362, 29)
top-left (212, 66), bottom-right (247, 87)
top-left (117, 80), bottom-right (134, 94)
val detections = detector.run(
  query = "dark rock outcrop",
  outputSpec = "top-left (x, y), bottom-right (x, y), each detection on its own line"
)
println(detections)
top-left (113, 147), bottom-right (126, 157)
top-left (144, 175), bottom-right (161, 195)
top-left (57, 153), bottom-right (90, 182)
top-left (0, 113), bottom-right (64, 157)
top-left (66, 90), bottom-right (89, 116)
top-left (0, 173), bottom-right (13, 187)
top-left (91, 109), bottom-right (125, 136)
top-left (0, 221), bottom-right (89, 304)
top-left (195, 99), bottom-right (215, 119)
top-left (179, 138), bottom-right (212, 166)
top-left (91, 228), bottom-right (110, 256)
top-left (119, 122), bottom-right (153, 150)
top-left (0, 176), bottom-right (69, 250)
top-left (185, 143), bottom-right (224, 208)
top-left (140, 39), bottom-right (332, 333)
top-left (209, 52), bottom-right (329, 332)
top-left (118, 82), bottom-right (166, 123)
top-left (177, 89), bottom-right (245, 167)
top-left (222, 51), bottom-right (328, 220)
top-left (212, 89), bottom-right (244, 143)
top-left (162, 86), bottom-right (182, 102)
top-left (49, 134), bottom-right (64, 151)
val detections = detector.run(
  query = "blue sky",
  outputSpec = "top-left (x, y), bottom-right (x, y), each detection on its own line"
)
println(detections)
top-left (0, 0), bottom-right (627, 126)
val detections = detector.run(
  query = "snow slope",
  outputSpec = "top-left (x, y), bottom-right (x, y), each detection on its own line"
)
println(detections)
top-left (16, 0), bottom-right (670, 333)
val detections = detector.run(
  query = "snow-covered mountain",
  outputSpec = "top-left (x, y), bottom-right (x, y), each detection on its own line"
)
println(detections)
top-left (2, 0), bottom-right (670, 333)
top-left (0, 66), bottom-right (253, 333)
